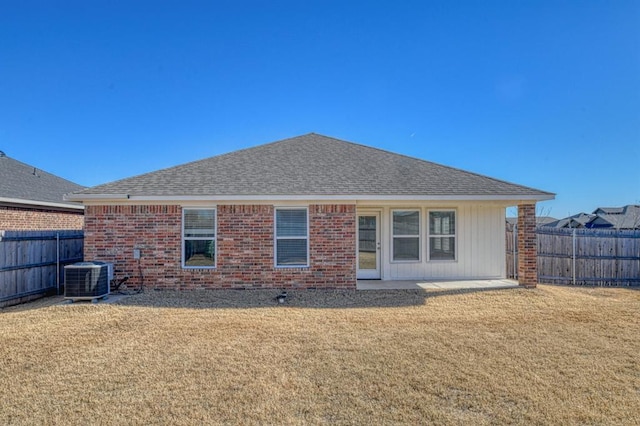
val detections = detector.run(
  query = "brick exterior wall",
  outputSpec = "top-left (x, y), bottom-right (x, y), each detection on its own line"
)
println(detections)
top-left (0, 206), bottom-right (84, 230)
top-left (84, 204), bottom-right (356, 290)
top-left (517, 203), bottom-right (537, 287)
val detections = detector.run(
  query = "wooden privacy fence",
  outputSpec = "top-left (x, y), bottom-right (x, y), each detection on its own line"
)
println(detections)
top-left (0, 230), bottom-right (84, 307)
top-left (507, 225), bottom-right (640, 286)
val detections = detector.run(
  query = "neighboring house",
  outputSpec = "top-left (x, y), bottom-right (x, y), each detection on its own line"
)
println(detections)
top-left (67, 133), bottom-right (554, 289)
top-left (506, 216), bottom-right (557, 227)
top-left (544, 213), bottom-right (595, 229)
top-left (544, 205), bottom-right (640, 229)
top-left (590, 205), bottom-right (640, 229)
top-left (0, 150), bottom-right (84, 230)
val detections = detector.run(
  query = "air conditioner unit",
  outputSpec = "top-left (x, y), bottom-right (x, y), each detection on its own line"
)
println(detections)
top-left (64, 262), bottom-right (113, 302)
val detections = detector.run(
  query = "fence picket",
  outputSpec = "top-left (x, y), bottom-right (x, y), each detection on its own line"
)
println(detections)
top-left (0, 230), bottom-right (84, 306)
top-left (506, 225), bottom-right (640, 286)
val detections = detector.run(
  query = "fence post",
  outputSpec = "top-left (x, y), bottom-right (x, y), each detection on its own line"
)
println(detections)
top-left (56, 232), bottom-right (60, 295)
top-left (513, 224), bottom-right (518, 279)
top-left (572, 229), bottom-right (576, 285)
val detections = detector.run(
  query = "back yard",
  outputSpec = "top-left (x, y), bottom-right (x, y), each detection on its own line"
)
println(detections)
top-left (1, 285), bottom-right (638, 425)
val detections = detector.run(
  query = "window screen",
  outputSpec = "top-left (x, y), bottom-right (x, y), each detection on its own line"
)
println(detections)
top-left (429, 211), bottom-right (456, 261)
top-left (392, 210), bottom-right (420, 261)
top-left (275, 208), bottom-right (308, 266)
top-left (183, 209), bottom-right (216, 267)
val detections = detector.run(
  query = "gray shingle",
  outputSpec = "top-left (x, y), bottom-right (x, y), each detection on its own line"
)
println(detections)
top-left (0, 152), bottom-right (84, 206)
top-left (591, 205), bottom-right (640, 229)
top-left (72, 133), bottom-right (553, 199)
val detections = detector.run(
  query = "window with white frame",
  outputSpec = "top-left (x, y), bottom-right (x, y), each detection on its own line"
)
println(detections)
top-left (275, 208), bottom-right (308, 267)
top-left (183, 208), bottom-right (216, 268)
top-left (428, 210), bottom-right (456, 261)
top-left (392, 210), bottom-right (420, 261)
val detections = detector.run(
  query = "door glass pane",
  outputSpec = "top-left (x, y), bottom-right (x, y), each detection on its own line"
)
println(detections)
top-left (358, 215), bottom-right (377, 270)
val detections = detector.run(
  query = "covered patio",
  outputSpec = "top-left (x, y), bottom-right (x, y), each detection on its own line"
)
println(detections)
top-left (356, 279), bottom-right (519, 291)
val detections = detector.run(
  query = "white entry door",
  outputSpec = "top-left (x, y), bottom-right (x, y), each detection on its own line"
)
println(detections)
top-left (357, 213), bottom-right (381, 279)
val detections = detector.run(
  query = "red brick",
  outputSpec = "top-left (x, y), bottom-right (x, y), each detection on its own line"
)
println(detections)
top-left (84, 204), bottom-right (356, 290)
top-left (517, 203), bottom-right (537, 287)
top-left (0, 206), bottom-right (83, 230)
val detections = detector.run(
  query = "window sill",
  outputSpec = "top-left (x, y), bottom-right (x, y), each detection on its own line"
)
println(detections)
top-left (182, 266), bottom-right (217, 270)
top-left (275, 265), bottom-right (310, 269)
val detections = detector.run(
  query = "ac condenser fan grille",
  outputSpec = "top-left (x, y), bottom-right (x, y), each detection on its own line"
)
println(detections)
top-left (64, 262), bottom-right (111, 300)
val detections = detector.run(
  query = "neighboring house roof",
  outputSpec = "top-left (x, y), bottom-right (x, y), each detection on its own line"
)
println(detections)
top-left (506, 216), bottom-right (557, 226)
top-left (0, 150), bottom-right (85, 210)
top-left (544, 205), bottom-right (640, 230)
top-left (589, 205), bottom-right (640, 229)
top-left (537, 216), bottom-right (558, 225)
top-left (593, 207), bottom-right (625, 215)
top-left (544, 213), bottom-right (595, 229)
top-left (68, 133), bottom-right (554, 202)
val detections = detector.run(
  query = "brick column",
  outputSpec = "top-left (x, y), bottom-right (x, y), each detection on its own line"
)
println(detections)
top-left (517, 203), bottom-right (537, 288)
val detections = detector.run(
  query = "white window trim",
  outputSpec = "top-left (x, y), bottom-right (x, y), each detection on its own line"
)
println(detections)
top-left (427, 209), bottom-right (457, 262)
top-left (182, 207), bottom-right (217, 269)
top-left (274, 206), bottom-right (310, 268)
top-left (391, 208), bottom-right (421, 263)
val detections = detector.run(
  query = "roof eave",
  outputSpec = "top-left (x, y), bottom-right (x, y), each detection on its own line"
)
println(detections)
top-left (0, 196), bottom-right (85, 211)
top-left (69, 193), bottom-right (555, 203)
top-left (64, 193), bottom-right (130, 202)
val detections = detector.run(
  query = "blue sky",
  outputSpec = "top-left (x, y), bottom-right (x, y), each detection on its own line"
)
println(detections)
top-left (1, 0), bottom-right (638, 217)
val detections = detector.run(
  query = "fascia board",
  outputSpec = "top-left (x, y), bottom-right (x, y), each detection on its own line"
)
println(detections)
top-left (64, 193), bottom-right (130, 201)
top-left (0, 197), bottom-right (85, 211)
top-left (73, 193), bottom-right (554, 203)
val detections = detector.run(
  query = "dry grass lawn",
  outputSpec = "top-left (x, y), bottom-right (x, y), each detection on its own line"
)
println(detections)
top-left (1, 285), bottom-right (639, 425)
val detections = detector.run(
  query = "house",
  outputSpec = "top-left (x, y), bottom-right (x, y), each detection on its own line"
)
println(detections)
top-left (588, 205), bottom-right (640, 229)
top-left (66, 133), bottom-right (554, 289)
top-left (544, 205), bottom-right (640, 229)
top-left (506, 216), bottom-right (557, 228)
top-left (0, 150), bottom-right (84, 230)
top-left (544, 213), bottom-right (594, 229)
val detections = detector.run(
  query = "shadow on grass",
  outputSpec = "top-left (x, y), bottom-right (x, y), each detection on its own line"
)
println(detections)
top-left (110, 287), bottom-right (520, 309)
top-left (0, 295), bottom-right (64, 313)
top-left (5, 285), bottom-right (637, 311)
top-left (0, 287), bottom-right (524, 312)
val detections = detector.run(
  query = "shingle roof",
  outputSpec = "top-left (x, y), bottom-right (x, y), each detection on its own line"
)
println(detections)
top-left (507, 216), bottom-right (557, 226)
top-left (544, 213), bottom-right (595, 228)
top-left (71, 133), bottom-right (554, 200)
top-left (593, 207), bottom-right (625, 215)
top-left (0, 151), bottom-right (84, 208)
top-left (590, 205), bottom-right (640, 229)
top-left (544, 205), bottom-right (640, 230)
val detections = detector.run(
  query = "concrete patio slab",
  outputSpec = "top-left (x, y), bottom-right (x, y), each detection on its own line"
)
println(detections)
top-left (357, 279), bottom-right (520, 291)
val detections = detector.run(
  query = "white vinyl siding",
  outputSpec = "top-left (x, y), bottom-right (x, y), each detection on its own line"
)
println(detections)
top-left (275, 207), bottom-right (309, 267)
top-left (428, 210), bottom-right (456, 261)
top-left (182, 208), bottom-right (216, 268)
top-left (376, 204), bottom-right (506, 280)
top-left (391, 210), bottom-right (420, 262)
